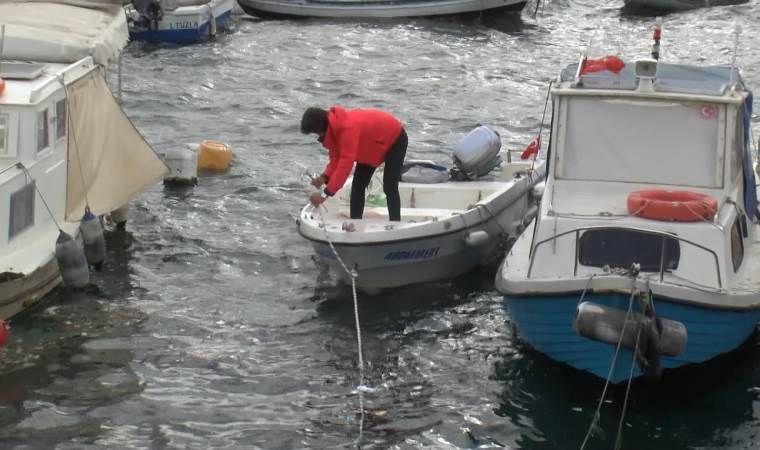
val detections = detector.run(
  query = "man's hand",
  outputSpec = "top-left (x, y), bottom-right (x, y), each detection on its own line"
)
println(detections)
top-left (311, 175), bottom-right (326, 188)
top-left (309, 191), bottom-right (326, 207)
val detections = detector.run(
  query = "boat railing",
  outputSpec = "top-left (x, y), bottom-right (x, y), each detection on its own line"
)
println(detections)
top-left (528, 225), bottom-right (723, 290)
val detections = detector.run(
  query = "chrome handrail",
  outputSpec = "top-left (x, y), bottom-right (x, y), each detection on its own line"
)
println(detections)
top-left (527, 225), bottom-right (723, 289)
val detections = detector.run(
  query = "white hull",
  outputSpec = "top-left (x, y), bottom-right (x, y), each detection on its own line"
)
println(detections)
top-left (0, 257), bottom-right (61, 320)
top-left (238, 0), bottom-right (526, 18)
top-left (312, 199), bottom-right (526, 291)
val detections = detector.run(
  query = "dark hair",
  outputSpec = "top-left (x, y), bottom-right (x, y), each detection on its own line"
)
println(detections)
top-left (300, 107), bottom-right (328, 135)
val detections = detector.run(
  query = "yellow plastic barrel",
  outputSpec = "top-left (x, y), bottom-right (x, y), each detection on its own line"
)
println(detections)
top-left (197, 140), bottom-right (231, 172)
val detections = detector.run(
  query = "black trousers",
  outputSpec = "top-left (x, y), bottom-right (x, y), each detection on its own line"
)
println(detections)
top-left (350, 127), bottom-right (408, 221)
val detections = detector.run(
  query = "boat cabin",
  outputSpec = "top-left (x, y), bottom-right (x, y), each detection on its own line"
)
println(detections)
top-left (529, 57), bottom-right (756, 292)
top-left (0, 59), bottom-right (96, 259)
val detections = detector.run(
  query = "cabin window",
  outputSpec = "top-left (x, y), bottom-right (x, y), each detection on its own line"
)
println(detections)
top-left (578, 229), bottom-right (680, 272)
top-left (730, 219), bottom-right (744, 272)
top-left (56, 100), bottom-right (67, 141)
top-left (559, 98), bottom-right (722, 188)
top-left (9, 182), bottom-right (35, 240)
top-left (37, 109), bottom-right (49, 153)
top-left (0, 114), bottom-right (7, 156)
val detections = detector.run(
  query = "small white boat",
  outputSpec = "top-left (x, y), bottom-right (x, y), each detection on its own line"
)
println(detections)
top-left (0, 1), bottom-right (168, 320)
top-left (126, 0), bottom-right (235, 43)
top-left (298, 127), bottom-right (545, 293)
top-left (497, 25), bottom-right (760, 383)
top-left (237, 0), bottom-right (526, 19)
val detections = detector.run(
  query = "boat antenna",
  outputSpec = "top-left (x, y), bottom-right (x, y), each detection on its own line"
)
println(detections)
top-left (0, 24), bottom-right (5, 75)
top-left (730, 23), bottom-right (742, 90)
top-left (651, 17), bottom-right (662, 60)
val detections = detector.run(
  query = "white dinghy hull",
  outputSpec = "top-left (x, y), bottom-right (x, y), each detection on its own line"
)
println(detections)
top-left (299, 161), bottom-right (544, 293)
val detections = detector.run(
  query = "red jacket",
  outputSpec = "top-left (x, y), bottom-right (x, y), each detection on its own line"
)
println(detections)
top-left (321, 106), bottom-right (402, 194)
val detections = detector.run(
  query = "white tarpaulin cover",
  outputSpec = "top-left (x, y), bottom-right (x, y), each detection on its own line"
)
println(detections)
top-left (66, 69), bottom-right (167, 220)
top-left (0, 0), bottom-right (128, 67)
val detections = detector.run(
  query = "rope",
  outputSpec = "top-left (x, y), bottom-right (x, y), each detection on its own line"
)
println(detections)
top-left (613, 326), bottom-right (642, 450)
top-left (18, 163), bottom-right (62, 231)
top-left (58, 76), bottom-right (90, 209)
top-left (316, 204), bottom-right (366, 448)
top-left (531, 80), bottom-right (554, 171)
top-left (576, 274), bottom-right (595, 308)
top-left (579, 281), bottom-right (638, 450)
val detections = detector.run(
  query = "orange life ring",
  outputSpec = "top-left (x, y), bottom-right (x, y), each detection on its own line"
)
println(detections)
top-left (627, 189), bottom-right (718, 222)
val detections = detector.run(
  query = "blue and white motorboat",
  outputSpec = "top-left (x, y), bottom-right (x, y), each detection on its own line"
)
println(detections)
top-left (126, 0), bottom-right (235, 43)
top-left (496, 27), bottom-right (760, 383)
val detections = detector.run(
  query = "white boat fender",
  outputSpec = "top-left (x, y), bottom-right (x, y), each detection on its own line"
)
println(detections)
top-left (55, 230), bottom-right (90, 288)
top-left (465, 230), bottom-right (489, 247)
top-left (573, 302), bottom-right (687, 357)
top-left (80, 207), bottom-right (107, 270)
top-left (110, 204), bottom-right (129, 229)
top-left (207, 5), bottom-right (217, 36)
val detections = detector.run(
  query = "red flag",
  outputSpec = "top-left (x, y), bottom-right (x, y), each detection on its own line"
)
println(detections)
top-left (520, 136), bottom-right (541, 160)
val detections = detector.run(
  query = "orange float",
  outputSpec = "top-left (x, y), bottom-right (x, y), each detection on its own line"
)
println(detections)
top-left (0, 78), bottom-right (5, 96)
top-left (627, 189), bottom-right (718, 222)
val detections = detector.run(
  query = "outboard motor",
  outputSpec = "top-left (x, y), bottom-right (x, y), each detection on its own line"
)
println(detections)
top-left (131, 0), bottom-right (163, 29)
top-left (451, 125), bottom-right (502, 180)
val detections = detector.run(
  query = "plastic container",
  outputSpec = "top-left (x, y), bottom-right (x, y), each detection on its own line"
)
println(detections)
top-left (197, 140), bottom-right (232, 172)
top-left (164, 147), bottom-right (198, 184)
top-left (453, 126), bottom-right (502, 179)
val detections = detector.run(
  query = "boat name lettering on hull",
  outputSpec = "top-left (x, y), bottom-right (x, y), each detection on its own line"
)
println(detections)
top-left (169, 21), bottom-right (199, 30)
top-left (384, 247), bottom-right (440, 261)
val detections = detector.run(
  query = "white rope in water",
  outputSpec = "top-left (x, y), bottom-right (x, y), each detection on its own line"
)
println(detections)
top-left (316, 204), bottom-right (367, 448)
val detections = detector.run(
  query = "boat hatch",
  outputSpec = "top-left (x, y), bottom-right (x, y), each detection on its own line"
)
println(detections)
top-left (0, 62), bottom-right (45, 80)
top-left (578, 229), bottom-right (680, 273)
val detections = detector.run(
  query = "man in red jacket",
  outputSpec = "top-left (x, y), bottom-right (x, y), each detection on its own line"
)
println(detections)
top-left (301, 106), bottom-right (408, 221)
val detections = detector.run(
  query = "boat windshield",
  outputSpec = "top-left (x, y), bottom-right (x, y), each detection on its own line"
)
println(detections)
top-left (556, 97), bottom-right (722, 188)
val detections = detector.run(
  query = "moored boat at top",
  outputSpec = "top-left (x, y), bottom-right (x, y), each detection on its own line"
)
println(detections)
top-left (126, 0), bottom-right (235, 43)
top-left (496, 25), bottom-right (760, 383)
top-left (0, 0), bottom-right (168, 320)
top-left (237, 0), bottom-right (526, 19)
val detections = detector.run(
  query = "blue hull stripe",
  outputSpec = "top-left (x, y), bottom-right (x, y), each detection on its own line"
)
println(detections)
top-left (130, 11), bottom-right (232, 43)
top-left (505, 293), bottom-right (760, 383)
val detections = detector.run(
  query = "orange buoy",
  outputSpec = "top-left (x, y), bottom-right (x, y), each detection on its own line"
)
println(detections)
top-left (197, 140), bottom-right (232, 172)
top-left (627, 189), bottom-right (718, 222)
top-left (0, 78), bottom-right (5, 96)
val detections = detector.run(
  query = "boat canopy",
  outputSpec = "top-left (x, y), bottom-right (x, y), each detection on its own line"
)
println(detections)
top-left (0, 0), bottom-right (127, 67)
top-left (557, 59), bottom-right (757, 219)
top-left (65, 68), bottom-right (168, 220)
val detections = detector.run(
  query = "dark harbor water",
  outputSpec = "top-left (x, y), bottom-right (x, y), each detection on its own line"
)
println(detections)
top-left (2, 1), bottom-right (760, 448)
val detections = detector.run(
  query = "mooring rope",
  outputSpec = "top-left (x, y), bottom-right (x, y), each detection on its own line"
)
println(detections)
top-left (579, 280), bottom-right (638, 450)
top-left (316, 204), bottom-right (367, 448)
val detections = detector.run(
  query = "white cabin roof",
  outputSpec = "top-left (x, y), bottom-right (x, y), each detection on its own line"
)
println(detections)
top-left (558, 60), bottom-right (749, 100)
top-left (0, 59), bottom-right (96, 106)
